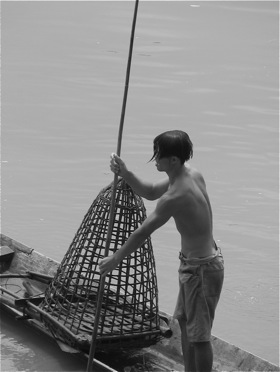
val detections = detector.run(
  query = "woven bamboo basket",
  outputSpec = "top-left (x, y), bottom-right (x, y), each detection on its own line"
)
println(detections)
top-left (39, 178), bottom-right (161, 351)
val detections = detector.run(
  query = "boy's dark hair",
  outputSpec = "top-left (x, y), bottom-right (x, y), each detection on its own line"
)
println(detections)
top-left (150, 130), bottom-right (193, 164)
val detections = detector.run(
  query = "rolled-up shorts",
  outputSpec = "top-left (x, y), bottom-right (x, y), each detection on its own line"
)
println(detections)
top-left (173, 247), bottom-right (224, 343)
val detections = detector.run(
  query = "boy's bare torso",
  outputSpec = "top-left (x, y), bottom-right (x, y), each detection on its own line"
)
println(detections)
top-left (162, 165), bottom-right (215, 259)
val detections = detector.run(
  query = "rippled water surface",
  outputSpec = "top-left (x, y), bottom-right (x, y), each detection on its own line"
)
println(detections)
top-left (1, 1), bottom-right (279, 369)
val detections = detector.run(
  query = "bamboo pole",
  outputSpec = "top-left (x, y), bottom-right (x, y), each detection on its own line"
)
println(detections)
top-left (86, 1), bottom-right (139, 370)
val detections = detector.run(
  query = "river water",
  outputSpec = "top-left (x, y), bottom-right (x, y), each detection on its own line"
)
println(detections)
top-left (1, 1), bottom-right (279, 370)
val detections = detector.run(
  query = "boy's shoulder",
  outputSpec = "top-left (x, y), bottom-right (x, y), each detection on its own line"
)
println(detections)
top-left (188, 166), bottom-right (206, 186)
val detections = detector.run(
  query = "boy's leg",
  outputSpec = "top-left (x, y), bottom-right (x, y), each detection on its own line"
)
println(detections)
top-left (179, 319), bottom-right (213, 372)
top-left (178, 319), bottom-right (196, 372)
top-left (193, 341), bottom-right (213, 372)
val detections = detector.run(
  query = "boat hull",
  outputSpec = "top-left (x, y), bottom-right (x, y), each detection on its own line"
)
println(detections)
top-left (1, 234), bottom-right (279, 371)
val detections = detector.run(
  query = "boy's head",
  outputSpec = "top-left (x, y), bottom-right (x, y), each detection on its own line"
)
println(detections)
top-left (150, 130), bottom-right (193, 164)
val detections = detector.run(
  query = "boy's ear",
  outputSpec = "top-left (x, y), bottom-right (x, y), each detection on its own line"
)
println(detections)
top-left (171, 156), bottom-right (179, 164)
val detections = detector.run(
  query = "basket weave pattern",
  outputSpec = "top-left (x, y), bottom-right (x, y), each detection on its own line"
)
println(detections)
top-left (40, 179), bottom-right (160, 350)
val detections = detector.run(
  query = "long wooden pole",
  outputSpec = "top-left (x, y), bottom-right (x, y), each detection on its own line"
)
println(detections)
top-left (86, 1), bottom-right (139, 371)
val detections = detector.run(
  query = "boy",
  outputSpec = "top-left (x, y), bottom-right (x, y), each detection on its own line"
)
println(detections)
top-left (99, 130), bottom-right (224, 372)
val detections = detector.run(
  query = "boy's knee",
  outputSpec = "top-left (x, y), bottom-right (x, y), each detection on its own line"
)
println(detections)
top-left (192, 341), bottom-right (212, 351)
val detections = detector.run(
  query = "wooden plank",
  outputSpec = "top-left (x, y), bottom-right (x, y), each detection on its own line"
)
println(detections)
top-left (1, 235), bottom-right (33, 254)
top-left (0, 246), bottom-right (14, 262)
top-left (15, 296), bottom-right (45, 307)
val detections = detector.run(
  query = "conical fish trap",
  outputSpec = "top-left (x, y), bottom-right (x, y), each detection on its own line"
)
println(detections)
top-left (39, 178), bottom-right (160, 351)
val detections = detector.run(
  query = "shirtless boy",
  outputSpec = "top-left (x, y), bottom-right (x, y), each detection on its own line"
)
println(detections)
top-left (99, 130), bottom-right (224, 372)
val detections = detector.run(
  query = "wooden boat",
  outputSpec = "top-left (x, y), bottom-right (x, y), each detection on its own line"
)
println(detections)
top-left (0, 233), bottom-right (279, 372)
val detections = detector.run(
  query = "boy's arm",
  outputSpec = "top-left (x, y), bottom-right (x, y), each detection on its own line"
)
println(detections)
top-left (111, 153), bottom-right (169, 200)
top-left (99, 195), bottom-right (172, 277)
top-left (124, 171), bottom-right (169, 200)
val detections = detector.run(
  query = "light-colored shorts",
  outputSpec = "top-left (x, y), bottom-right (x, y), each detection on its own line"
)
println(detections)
top-left (173, 248), bottom-right (224, 342)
